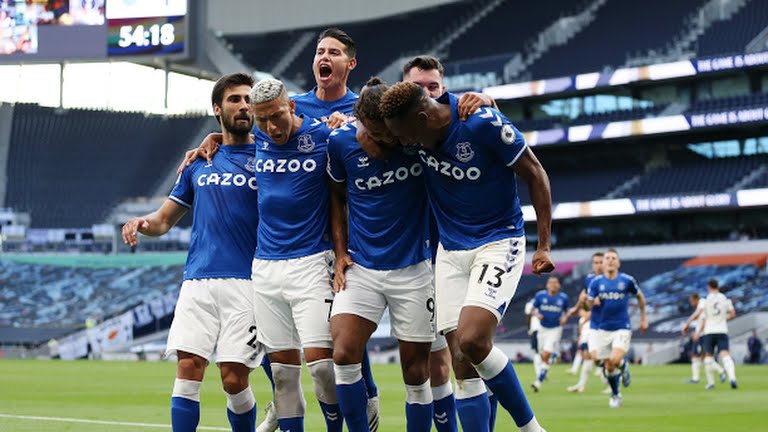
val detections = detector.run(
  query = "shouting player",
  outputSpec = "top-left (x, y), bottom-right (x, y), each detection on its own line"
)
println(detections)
top-left (380, 82), bottom-right (554, 432)
top-left (582, 248), bottom-right (648, 408)
top-left (122, 73), bottom-right (262, 432)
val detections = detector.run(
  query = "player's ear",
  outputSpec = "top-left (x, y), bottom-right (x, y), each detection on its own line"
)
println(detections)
top-left (213, 103), bottom-right (222, 117)
top-left (347, 57), bottom-right (357, 71)
top-left (417, 111), bottom-right (429, 125)
top-left (289, 98), bottom-right (296, 114)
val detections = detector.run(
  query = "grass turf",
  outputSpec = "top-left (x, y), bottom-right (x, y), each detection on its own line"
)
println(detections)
top-left (0, 359), bottom-right (766, 431)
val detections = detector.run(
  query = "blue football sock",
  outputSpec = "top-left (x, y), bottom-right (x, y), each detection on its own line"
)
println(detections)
top-left (432, 391), bottom-right (458, 432)
top-left (488, 393), bottom-right (498, 432)
top-left (361, 349), bottom-right (378, 398)
top-left (455, 378), bottom-right (490, 432)
top-left (607, 373), bottom-right (620, 396)
top-left (537, 367), bottom-right (549, 383)
top-left (406, 402), bottom-right (434, 432)
top-left (484, 362), bottom-right (534, 427)
top-left (227, 407), bottom-right (256, 432)
top-left (336, 378), bottom-right (369, 432)
top-left (318, 401), bottom-right (343, 432)
top-left (277, 417), bottom-right (303, 432)
top-left (261, 356), bottom-right (275, 391)
top-left (171, 397), bottom-right (200, 432)
top-left (456, 392), bottom-right (490, 432)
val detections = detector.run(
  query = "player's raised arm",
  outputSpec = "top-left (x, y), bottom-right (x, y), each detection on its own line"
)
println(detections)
top-left (121, 200), bottom-right (187, 246)
top-left (512, 148), bottom-right (554, 274)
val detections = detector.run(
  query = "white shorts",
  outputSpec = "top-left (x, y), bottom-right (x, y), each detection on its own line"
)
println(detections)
top-left (537, 326), bottom-right (563, 354)
top-left (165, 278), bottom-right (264, 368)
top-left (587, 328), bottom-right (601, 353)
top-left (431, 334), bottom-right (449, 352)
top-left (578, 326), bottom-right (591, 345)
top-left (434, 237), bottom-right (525, 334)
top-left (252, 251), bottom-right (334, 352)
top-left (332, 260), bottom-right (435, 343)
top-left (594, 329), bottom-right (632, 360)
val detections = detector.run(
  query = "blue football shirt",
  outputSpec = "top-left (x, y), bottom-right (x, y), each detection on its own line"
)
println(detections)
top-left (253, 117), bottom-right (332, 260)
top-left (587, 273), bottom-right (639, 331)
top-left (327, 121), bottom-right (431, 270)
top-left (585, 273), bottom-right (604, 330)
top-left (292, 86), bottom-right (358, 120)
top-left (169, 144), bottom-right (259, 280)
top-left (532, 290), bottom-right (570, 329)
top-left (418, 92), bottom-right (528, 251)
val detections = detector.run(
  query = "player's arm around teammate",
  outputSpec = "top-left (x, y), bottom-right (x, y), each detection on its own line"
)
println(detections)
top-left (380, 82), bottom-right (552, 432)
top-left (327, 78), bottom-right (436, 431)
top-left (124, 74), bottom-right (262, 432)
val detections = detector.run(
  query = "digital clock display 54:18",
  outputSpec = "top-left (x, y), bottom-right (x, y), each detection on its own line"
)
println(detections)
top-left (107, 15), bottom-right (185, 56)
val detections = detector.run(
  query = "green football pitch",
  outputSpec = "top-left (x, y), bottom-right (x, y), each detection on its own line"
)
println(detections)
top-left (1, 359), bottom-right (766, 431)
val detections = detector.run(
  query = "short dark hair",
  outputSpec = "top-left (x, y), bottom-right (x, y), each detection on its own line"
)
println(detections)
top-left (355, 77), bottom-right (389, 122)
top-left (592, 252), bottom-right (604, 258)
top-left (606, 248), bottom-right (619, 257)
top-left (690, 293), bottom-right (700, 300)
top-left (317, 27), bottom-right (356, 58)
top-left (708, 278), bottom-right (719, 289)
top-left (379, 81), bottom-right (427, 120)
top-left (402, 55), bottom-right (445, 78)
top-left (211, 73), bottom-right (255, 123)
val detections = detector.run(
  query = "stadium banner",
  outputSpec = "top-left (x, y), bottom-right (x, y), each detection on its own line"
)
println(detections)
top-left (521, 188), bottom-right (768, 221)
top-left (132, 303), bottom-right (154, 327)
top-left (523, 106), bottom-right (768, 146)
top-left (86, 311), bottom-right (134, 353)
top-left (58, 330), bottom-right (89, 360)
top-left (149, 296), bottom-right (167, 320)
top-left (483, 51), bottom-right (768, 99)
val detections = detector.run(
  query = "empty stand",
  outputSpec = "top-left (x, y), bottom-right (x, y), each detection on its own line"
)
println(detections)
top-left (620, 155), bottom-right (768, 198)
top-left (696, 0), bottom-right (768, 57)
top-left (526, 0), bottom-right (709, 79)
top-left (5, 105), bottom-right (213, 228)
top-left (0, 258), bottom-right (183, 327)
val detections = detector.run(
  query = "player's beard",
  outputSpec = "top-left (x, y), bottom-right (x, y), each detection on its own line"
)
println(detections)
top-left (222, 114), bottom-right (253, 139)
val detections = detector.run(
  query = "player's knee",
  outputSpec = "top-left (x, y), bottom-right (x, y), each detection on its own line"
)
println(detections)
top-left (401, 354), bottom-right (430, 385)
top-left (177, 354), bottom-right (206, 380)
top-left (332, 344), bottom-right (362, 366)
top-left (271, 363), bottom-right (307, 417)
top-left (457, 332), bottom-right (492, 363)
top-left (430, 356), bottom-right (451, 385)
top-left (220, 371), bottom-right (248, 395)
top-left (307, 359), bottom-right (337, 404)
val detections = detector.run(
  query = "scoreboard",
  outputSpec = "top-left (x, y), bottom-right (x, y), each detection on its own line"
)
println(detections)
top-left (0, 0), bottom-right (189, 63)
top-left (106, 0), bottom-right (187, 57)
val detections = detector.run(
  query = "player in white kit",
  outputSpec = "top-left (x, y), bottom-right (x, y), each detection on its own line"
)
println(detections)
top-left (682, 279), bottom-right (737, 389)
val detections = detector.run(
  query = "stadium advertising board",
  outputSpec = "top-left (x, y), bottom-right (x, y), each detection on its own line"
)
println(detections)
top-left (483, 51), bottom-right (768, 100)
top-left (0, 0), bottom-right (188, 63)
top-left (520, 188), bottom-right (768, 221)
top-left (522, 106), bottom-right (768, 147)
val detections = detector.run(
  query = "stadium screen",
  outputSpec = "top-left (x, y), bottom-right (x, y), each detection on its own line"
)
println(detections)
top-left (0, 0), bottom-right (188, 63)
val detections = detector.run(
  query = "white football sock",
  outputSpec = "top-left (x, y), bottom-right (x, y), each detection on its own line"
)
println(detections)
top-left (721, 355), bottom-right (737, 381)
top-left (578, 359), bottom-right (593, 388)
top-left (704, 357), bottom-right (716, 386)
top-left (691, 357), bottom-right (701, 381)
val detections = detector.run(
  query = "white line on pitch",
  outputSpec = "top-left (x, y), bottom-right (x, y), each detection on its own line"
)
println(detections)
top-left (0, 413), bottom-right (230, 430)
